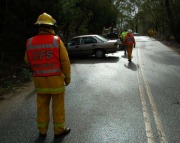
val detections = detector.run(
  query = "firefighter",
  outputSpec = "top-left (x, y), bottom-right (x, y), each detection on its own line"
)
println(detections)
top-left (148, 28), bottom-right (157, 37)
top-left (121, 29), bottom-right (128, 55)
top-left (124, 29), bottom-right (136, 62)
top-left (24, 13), bottom-right (71, 138)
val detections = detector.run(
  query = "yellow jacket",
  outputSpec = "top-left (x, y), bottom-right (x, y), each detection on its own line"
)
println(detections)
top-left (24, 28), bottom-right (71, 94)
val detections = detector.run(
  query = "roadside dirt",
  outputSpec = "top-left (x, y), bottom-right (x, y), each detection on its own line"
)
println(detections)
top-left (161, 40), bottom-right (180, 54)
top-left (0, 63), bottom-right (31, 97)
top-left (0, 81), bottom-right (34, 101)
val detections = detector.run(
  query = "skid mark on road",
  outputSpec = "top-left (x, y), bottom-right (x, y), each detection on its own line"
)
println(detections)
top-left (136, 45), bottom-right (168, 143)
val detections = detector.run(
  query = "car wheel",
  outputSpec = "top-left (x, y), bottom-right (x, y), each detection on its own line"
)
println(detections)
top-left (95, 49), bottom-right (105, 58)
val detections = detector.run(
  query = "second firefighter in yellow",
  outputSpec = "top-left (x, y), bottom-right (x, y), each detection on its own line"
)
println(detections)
top-left (124, 29), bottom-right (136, 62)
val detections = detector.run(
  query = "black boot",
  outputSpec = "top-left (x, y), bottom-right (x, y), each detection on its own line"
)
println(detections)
top-left (54, 128), bottom-right (71, 138)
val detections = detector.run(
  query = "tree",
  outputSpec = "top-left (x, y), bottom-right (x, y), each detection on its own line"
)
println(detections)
top-left (115, 0), bottom-right (180, 43)
top-left (164, 0), bottom-right (180, 42)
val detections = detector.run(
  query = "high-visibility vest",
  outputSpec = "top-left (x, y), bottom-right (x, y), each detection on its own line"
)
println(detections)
top-left (121, 31), bottom-right (128, 39)
top-left (26, 35), bottom-right (61, 77)
top-left (124, 34), bottom-right (134, 46)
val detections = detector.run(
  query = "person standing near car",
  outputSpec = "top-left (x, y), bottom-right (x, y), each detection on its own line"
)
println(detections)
top-left (121, 29), bottom-right (128, 55)
top-left (124, 29), bottom-right (136, 62)
top-left (24, 12), bottom-right (71, 138)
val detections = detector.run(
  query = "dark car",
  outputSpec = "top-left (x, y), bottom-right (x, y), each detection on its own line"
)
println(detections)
top-left (66, 34), bottom-right (119, 58)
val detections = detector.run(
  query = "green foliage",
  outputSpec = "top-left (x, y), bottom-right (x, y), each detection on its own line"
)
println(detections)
top-left (0, 65), bottom-right (32, 96)
top-left (21, 68), bottom-right (32, 82)
top-left (0, 80), bottom-right (13, 96)
top-left (58, 0), bottom-right (118, 41)
top-left (115, 0), bottom-right (180, 42)
top-left (87, 0), bottom-right (118, 34)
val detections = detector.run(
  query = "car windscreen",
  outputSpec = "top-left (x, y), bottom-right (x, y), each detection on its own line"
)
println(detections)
top-left (95, 35), bottom-right (108, 42)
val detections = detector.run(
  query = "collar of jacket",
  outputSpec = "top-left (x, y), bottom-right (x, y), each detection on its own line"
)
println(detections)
top-left (38, 27), bottom-right (55, 35)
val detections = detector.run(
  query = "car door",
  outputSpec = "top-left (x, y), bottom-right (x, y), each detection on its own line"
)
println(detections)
top-left (67, 37), bottom-right (81, 55)
top-left (80, 36), bottom-right (97, 55)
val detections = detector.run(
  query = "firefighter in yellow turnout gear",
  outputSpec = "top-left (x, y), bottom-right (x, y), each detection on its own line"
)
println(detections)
top-left (124, 29), bottom-right (136, 62)
top-left (121, 29), bottom-right (128, 55)
top-left (24, 13), bottom-right (71, 138)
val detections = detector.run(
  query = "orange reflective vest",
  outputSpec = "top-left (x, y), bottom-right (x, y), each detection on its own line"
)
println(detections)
top-left (26, 35), bottom-right (61, 77)
top-left (124, 33), bottom-right (135, 46)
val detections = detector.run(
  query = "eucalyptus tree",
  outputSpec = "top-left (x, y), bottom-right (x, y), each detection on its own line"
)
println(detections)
top-left (136, 0), bottom-right (168, 35)
top-left (114, 0), bottom-right (142, 32)
top-left (59, 0), bottom-right (118, 40)
top-left (137, 0), bottom-right (180, 42)
top-left (164, 0), bottom-right (180, 42)
top-left (115, 0), bottom-right (180, 42)
top-left (57, 0), bottom-right (85, 41)
top-left (87, 0), bottom-right (118, 34)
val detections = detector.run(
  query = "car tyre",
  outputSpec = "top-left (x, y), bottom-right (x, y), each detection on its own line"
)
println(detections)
top-left (95, 49), bottom-right (105, 58)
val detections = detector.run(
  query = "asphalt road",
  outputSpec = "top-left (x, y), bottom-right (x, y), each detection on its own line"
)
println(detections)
top-left (0, 36), bottom-right (179, 143)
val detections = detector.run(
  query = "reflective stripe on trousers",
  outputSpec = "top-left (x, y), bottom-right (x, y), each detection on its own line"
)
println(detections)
top-left (37, 93), bottom-right (65, 134)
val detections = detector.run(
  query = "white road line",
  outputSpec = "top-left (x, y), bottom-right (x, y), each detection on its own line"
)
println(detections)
top-left (137, 45), bottom-right (168, 143)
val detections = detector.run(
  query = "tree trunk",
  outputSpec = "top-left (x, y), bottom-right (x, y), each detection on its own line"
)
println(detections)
top-left (0, 0), bottom-right (6, 35)
top-left (165, 0), bottom-right (180, 43)
top-left (75, 14), bottom-right (84, 35)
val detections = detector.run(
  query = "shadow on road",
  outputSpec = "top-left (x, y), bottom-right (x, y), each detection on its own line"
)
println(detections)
top-left (121, 55), bottom-right (128, 59)
top-left (33, 136), bottom-right (46, 143)
top-left (53, 137), bottom-right (65, 143)
top-left (124, 61), bottom-right (138, 71)
top-left (32, 135), bottom-right (65, 143)
top-left (70, 55), bottom-right (120, 64)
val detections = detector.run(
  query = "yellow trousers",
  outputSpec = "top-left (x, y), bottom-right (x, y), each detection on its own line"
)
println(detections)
top-left (37, 93), bottom-right (65, 134)
top-left (127, 45), bottom-right (133, 60)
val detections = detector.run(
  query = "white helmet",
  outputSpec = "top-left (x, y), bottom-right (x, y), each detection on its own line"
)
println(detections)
top-left (127, 29), bottom-right (132, 33)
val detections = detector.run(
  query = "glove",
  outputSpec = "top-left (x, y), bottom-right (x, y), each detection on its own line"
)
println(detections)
top-left (65, 77), bottom-right (71, 86)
